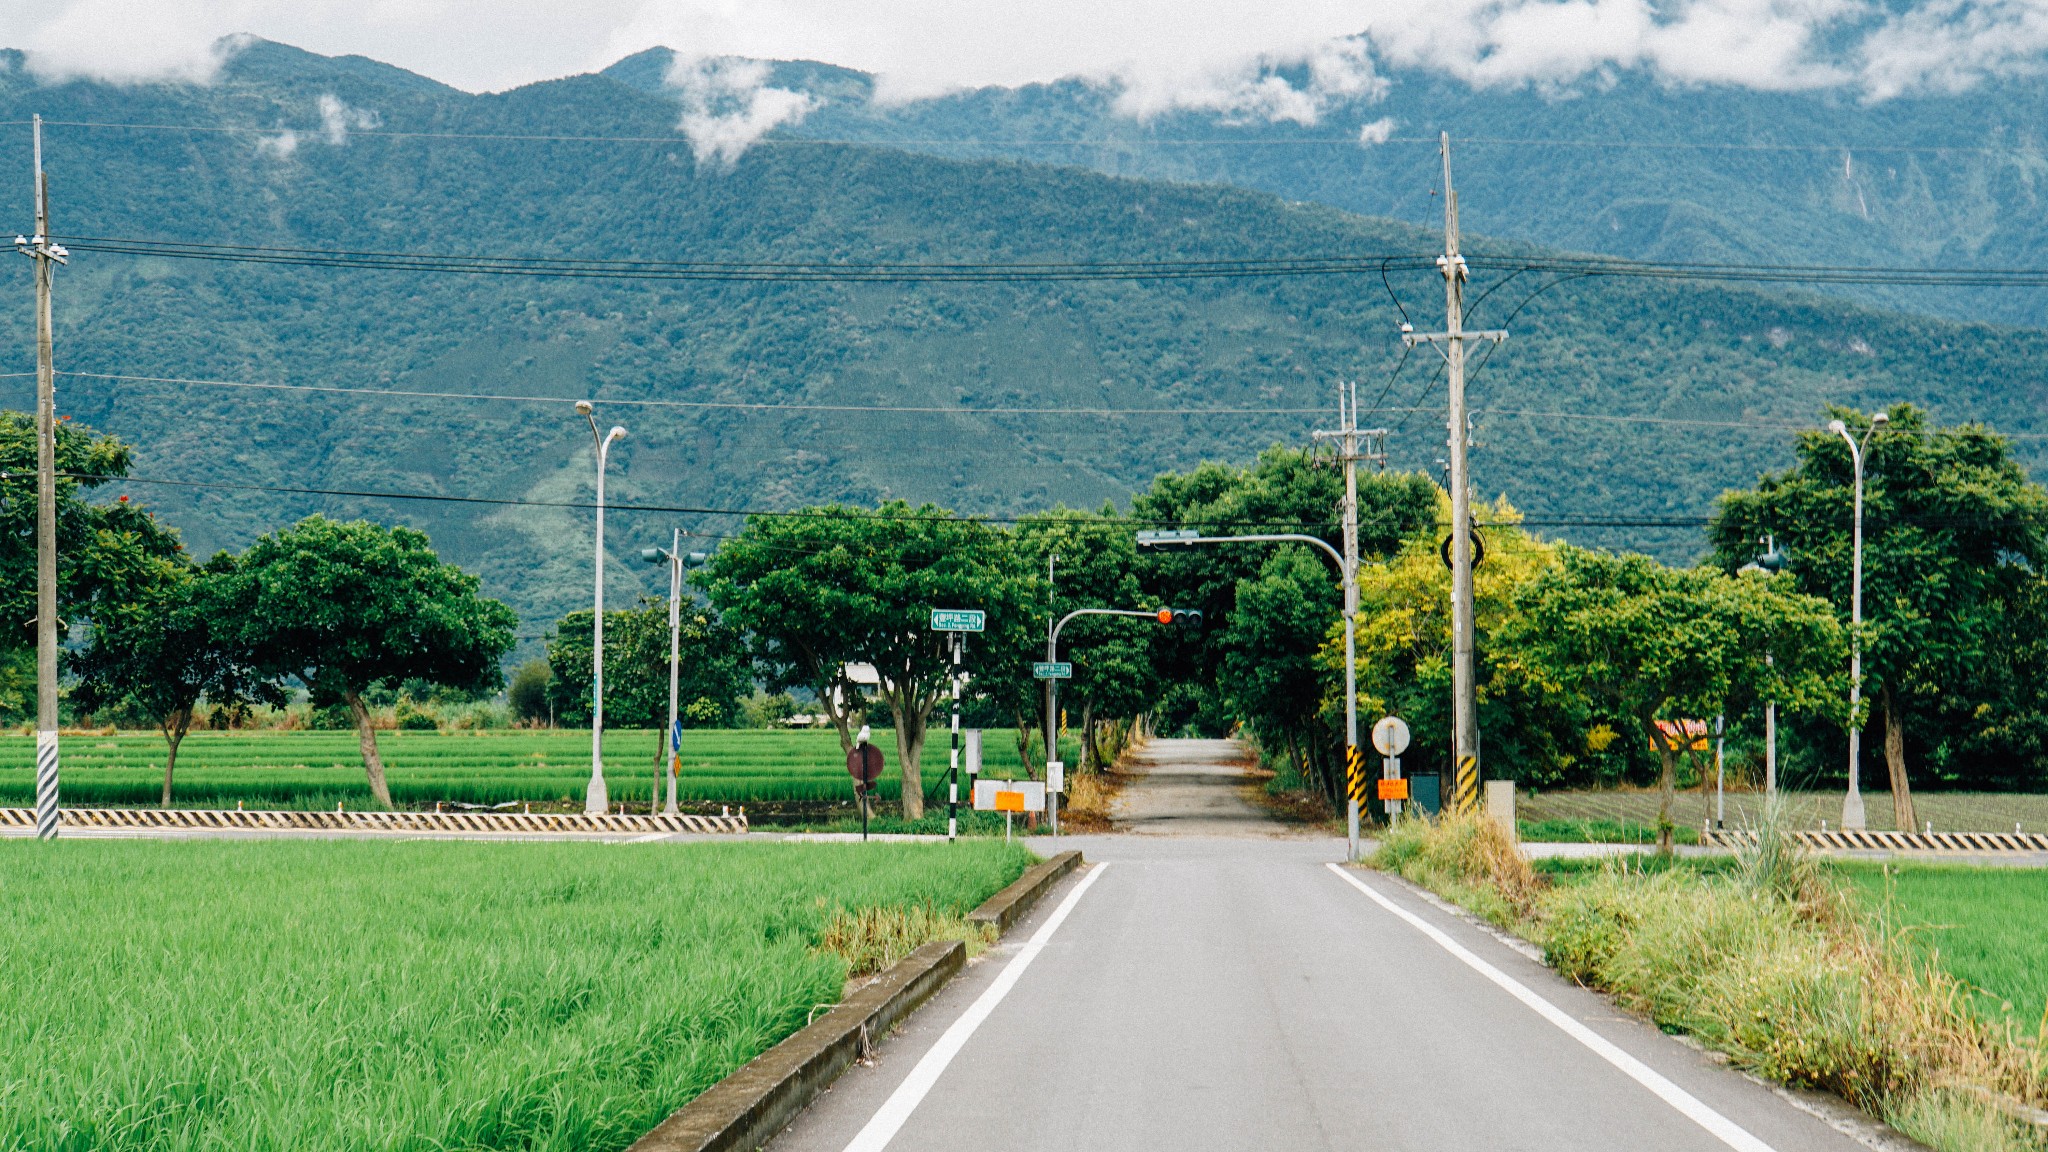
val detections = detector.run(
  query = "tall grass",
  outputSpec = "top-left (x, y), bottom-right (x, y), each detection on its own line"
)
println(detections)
top-left (0, 838), bottom-right (1030, 1152)
top-left (1371, 812), bottom-right (2048, 1152)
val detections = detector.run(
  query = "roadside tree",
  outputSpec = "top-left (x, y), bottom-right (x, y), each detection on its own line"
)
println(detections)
top-left (1710, 405), bottom-right (2048, 826)
top-left (700, 503), bottom-right (1034, 818)
top-left (1494, 548), bottom-right (1844, 853)
top-left (216, 516), bottom-right (517, 808)
top-left (71, 556), bottom-right (281, 805)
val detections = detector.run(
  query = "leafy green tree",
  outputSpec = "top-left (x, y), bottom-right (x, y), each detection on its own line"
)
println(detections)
top-left (700, 503), bottom-right (1034, 818)
top-left (215, 516), bottom-right (517, 808)
top-left (506, 659), bottom-right (553, 726)
top-left (544, 601), bottom-right (748, 729)
top-left (70, 557), bottom-right (282, 805)
top-left (1710, 405), bottom-right (2048, 826)
top-left (1223, 546), bottom-right (1341, 794)
top-left (1495, 548), bottom-right (1844, 852)
top-left (1011, 507), bottom-right (1155, 773)
top-left (0, 412), bottom-right (184, 671)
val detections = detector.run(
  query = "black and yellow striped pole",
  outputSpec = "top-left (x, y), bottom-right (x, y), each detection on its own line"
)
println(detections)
top-left (1454, 755), bottom-right (1480, 815)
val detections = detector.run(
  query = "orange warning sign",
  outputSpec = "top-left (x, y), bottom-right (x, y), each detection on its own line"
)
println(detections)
top-left (1377, 778), bottom-right (1410, 801)
top-left (994, 790), bottom-right (1028, 813)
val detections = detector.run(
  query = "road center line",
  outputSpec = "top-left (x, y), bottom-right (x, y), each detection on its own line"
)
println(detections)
top-left (1325, 863), bottom-right (1779, 1152)
top-left (839, 862), bottom-right (1111, 1152)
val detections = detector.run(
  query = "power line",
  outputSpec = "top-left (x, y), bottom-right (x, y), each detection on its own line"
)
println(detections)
top-left (25, 119), bottom-right (2034, 156)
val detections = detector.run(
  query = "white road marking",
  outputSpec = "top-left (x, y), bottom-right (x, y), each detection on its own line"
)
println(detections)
top-left (623, 832), bottom-right (672, 843)
top-left (839, 862), bottom-right (1111, 1152)
top-left (1325, 863), bottom-right (1780, 1152)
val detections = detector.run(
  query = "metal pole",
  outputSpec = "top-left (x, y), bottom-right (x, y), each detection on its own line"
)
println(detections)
top-left (1714, 713), bottom-right (1725, 829)
top-left (31, 115), bottom-right (58, 840)
top-left (948, 632), bottom-right (961, 842)
top-left (1765, 654), bottom-right (1778, 795)
top-left (664, 528), bottom-right (682, 815)
top-left (1341, 382), bottom-right (1361, 859)
top-left (1839, 427), bottom-right (1867, 830)
top-left (581, 413), bottom-right (622, 815)
top-left (1442, 132), bottom-right (1479, 817)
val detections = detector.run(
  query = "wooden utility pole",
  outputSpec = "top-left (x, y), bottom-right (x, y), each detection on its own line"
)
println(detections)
top-left (1403, 134), bottom-right (1503, 816)
top-left (27, 114), bottom-right (67, 840)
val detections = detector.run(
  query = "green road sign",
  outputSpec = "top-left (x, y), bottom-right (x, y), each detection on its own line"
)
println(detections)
top-left (1033, 662), bottom-right (1073, 679)
top-left (930, 609), bottom-right (986, 632)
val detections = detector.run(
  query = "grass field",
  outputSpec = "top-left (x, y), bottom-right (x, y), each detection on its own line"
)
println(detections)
top-left (1842, 863), bottom-right (2048, 1035)
top-left (0, 838), bottom-right (1031, 1152)
top-left (0, 729), bottom-right (1082, 811)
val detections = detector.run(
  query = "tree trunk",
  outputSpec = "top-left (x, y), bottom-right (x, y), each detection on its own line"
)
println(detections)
top-left (1883, 685), bottom-right (1917, 832)
top-left (1079, 702), bottom-right (1097, 772)
top-left (888, 705), bottom-right (926, 820)
top-left (159, 708), bottom-right (191, 808)
top-left (346, 690), bottom-right (395, 809)
top-left (1645, 718), bottom-right (1679, 856)
top-left (1011, 707), bottom-right (1038, 780)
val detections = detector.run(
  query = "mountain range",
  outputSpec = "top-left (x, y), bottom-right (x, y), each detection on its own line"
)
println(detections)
top-left (1, 39), bottom-right (2044, 635)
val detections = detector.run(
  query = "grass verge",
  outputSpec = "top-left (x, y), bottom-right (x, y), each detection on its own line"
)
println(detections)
top-left (0, 838), bottom-right (1030, 1152)
top-left (1370, 812), bottom-right (2048, 1152)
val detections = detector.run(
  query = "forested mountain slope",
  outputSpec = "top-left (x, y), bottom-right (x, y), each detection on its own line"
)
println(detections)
top-left (607, 48), bottom-right (2048, 331)
top-left (2, 40), bottom-right (2044, 628)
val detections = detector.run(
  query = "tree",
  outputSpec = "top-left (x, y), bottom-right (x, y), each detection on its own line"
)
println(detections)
top-left (70, 557), bottom-right (281, 805)
top-left (1710, 405), bottom-right (2048, 827)
top-left (0, 412), bottom-right (184, 673)
top-left (1495, 548), bottom-right (1844, 852)
top-left (1223, 547), bottom-right (1341, 796)
top-left (506, 659), bottom-right (553, 726)
top-left (216, 517), bottom-right (517, 808)
top-left (700, 503), bottom-right (1034, 819)
top-left (544, 601), bottom-right (749, 729)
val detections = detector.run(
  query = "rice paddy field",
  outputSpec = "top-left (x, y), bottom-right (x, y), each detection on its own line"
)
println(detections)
top-left (1841, 863), bottom-right (2048, 1034)
top-left (0, 837), bottom-right (1032, 1152)
top-left (0, 729), bottom-right (1080, 812)
top-left (1520, 788), bottom-right (2048, 835)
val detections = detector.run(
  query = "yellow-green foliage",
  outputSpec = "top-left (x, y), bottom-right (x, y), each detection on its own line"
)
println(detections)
top-left (1371, 816), bottom-right (2048, 1152)
top-left (818, 904), bottom-right (997, 977)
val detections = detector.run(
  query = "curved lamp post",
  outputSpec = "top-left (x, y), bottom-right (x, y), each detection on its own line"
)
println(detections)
top-left (577, 401), bottom-right (627, 815)
top-left (1828, 412), bottom-right (1887, 831)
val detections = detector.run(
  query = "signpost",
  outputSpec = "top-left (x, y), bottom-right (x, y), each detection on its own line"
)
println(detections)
top-left (846, 741), bottom-right (884, 841)
top-left (931, 609), bottom-right (982, 842)
top-left (973, 778), bottom-right (1047, 843)
top-left (1373, 716), bottom-right (1411, 822)
top-left (1032, 662), bottom-right (1073, 679)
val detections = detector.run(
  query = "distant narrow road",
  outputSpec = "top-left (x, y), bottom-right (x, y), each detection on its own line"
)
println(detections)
top-left (769, 738), bottom-right (1878, 1152)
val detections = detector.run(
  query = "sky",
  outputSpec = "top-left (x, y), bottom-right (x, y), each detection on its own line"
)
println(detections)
top-left (1, 0), bottom-right (2043, 107)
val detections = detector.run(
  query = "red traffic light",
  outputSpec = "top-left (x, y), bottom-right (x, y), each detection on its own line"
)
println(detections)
top-left (1156, 608), bottom-right (1174, 624)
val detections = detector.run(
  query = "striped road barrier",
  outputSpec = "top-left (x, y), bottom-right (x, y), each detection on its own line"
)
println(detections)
top-left (1703, 827), bottom-right (2048, 854)
top-left (0, 806), bottom-right (748, 836)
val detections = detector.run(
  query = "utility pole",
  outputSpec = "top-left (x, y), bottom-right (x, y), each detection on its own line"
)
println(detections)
top-left (1404, 133), bottom-right (1505, 816)
top-left (22, 116), bottom-right (66, 841)
top-left (948, 632), bottom-right (962, 842)
top-left (1313, 381), bottom-right (1385, 858)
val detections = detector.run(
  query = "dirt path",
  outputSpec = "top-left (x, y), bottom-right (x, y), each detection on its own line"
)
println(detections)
top-left (1110, 737), bottom-right (1308, 836)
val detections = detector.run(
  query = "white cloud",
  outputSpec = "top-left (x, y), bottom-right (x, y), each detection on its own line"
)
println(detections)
top-left (317, 93), bottom-right (379, 144)
top-left (1359, 116), bottom-right (1398, 143)
top-left (0, 0), bottom-right (2045, 109)
top-left (667, 55), bottom-right (817, 165)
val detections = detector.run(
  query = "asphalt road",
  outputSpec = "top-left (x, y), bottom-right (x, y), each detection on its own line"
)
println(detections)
top-left (768, 739), bottom-right (1888, 1152)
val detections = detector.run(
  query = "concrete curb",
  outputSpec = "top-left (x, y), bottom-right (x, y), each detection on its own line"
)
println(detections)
top-left (625, 849), bottom-right (1085, 1152)
top-left (968, 849), bottom-right (1084, 934)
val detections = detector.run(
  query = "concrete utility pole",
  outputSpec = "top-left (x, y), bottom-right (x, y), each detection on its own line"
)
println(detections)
top-left (20, 116), bottom-right (67, 841)
top-left (1312, 381), bottom-right (1386, 857)
top-left (1403, 133), bottom-right (1504, 816)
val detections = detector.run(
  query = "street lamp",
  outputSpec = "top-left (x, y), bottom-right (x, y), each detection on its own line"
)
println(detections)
top-left (576, 400), bottom-right (627, 815)
top-left (1138, 527), bottom-right (1362, 858)
top-left (1044, 605), bottom-right (1201, 836)
top-left (1738, 537), bottom-right (1788, 796)
top-left (1828, 411), bottom-right (1888, 830)
top-left (642, 532), bottom-right (711, 816)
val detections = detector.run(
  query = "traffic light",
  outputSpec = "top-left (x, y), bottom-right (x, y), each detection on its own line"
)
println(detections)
top-left (1155, 607), bottom-right (1202, 629)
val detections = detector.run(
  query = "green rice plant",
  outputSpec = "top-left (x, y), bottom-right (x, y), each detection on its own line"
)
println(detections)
top-left (0, 838), bottom-right (1030, 1152)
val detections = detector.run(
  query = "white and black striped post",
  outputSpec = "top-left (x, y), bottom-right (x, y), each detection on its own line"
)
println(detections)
top-left (34, 731), bottom-right (58, 839)
top-left (947, 633), bottom-right (962, 842)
